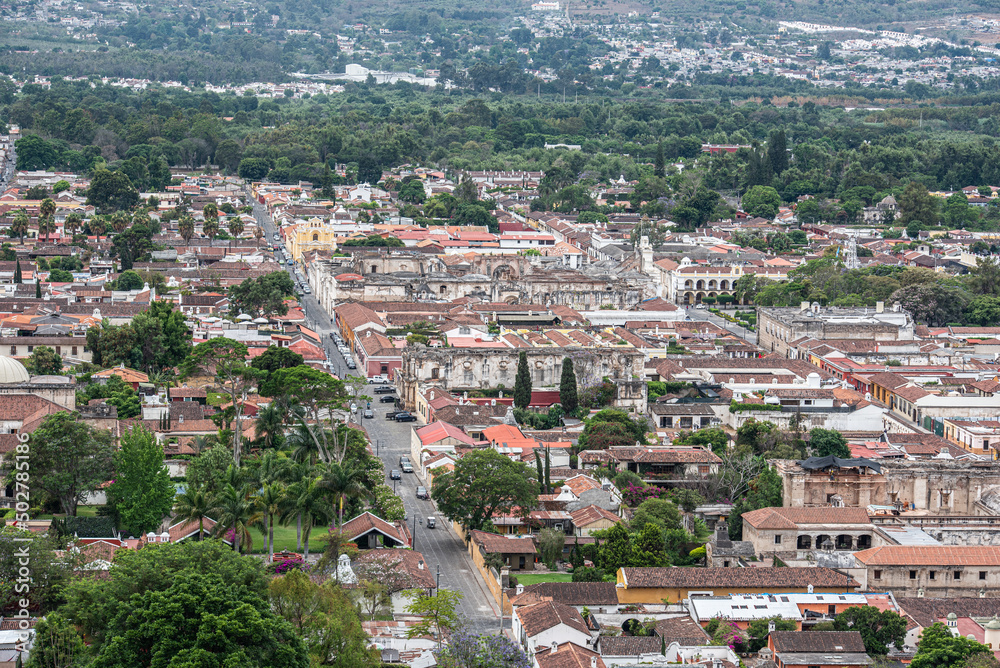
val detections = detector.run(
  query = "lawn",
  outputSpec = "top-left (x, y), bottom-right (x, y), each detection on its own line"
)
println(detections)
top-left (513, 572), bottom-right (572, 585)
top-left (245, 524), bottom-right (329, 556)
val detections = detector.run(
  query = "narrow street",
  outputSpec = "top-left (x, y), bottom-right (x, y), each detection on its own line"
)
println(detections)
top-left (686, 305), bottom-right (758, 345)
top-left (249, 191), bottom-right (500, 633)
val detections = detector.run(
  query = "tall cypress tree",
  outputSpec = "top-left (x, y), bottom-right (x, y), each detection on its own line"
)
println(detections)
top-left (767, 128), bottom-right (788, 176)
top-left (13, 260), bottom-right (21, 284)
top-left (559, 357), bottom-right (579, 413)
top-left (535, 450), bottom-right (545, 495)
top-left (35, 279), bottom-right (41, 298)
top-left (654, 141), bottom-right (665, 178)
top-left (513, 351), bottom-right (532, 409)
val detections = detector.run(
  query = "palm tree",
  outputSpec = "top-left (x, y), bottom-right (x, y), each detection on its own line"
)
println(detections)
top-left (174, 484), bottom-right (213, 541)
top-left (228, 218), bottom-right (244, 250)
top-left (178, 215), bottom-right (195, 244)
top-left (89, 217), bottom-right (106, 243)
top-left (203, 217), bottom-right (219, 244)
top-left (65, 212), bottom-right (82, 238)
top-left (253, 226), bottom-right (264, 244)
top-left (288, 476), bottom-right (333, 560)
top-left (37, 217), bottom-right (55, 242)
top-left (147, 369), bottom-right (174, 393)
top-left (278, 462), bottom-right (312, 551)
top-left (39, 197), bottom-right (55, 220)
top-left (110, 211), bottom-right (129, 233)
top-left (254, 403), bottom-right (286, 450)
top-left (210, 483), bottom-right (257, 553)
top-left (255, 482), bottom-right (285, 561)
top-left (321, 461), bottom-right (372, 527)
top-left (9, 210), bottom-right (28, 244)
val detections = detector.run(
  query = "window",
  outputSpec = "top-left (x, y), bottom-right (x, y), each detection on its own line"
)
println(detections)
top-left (929, 571), bottom-right (936, 580)
top-left (828, 605), bottom-right (836, 616)
top-left (8, 346), bottom-right (14, 356)
top-left (55, 346), bottom-right (61, 354)
top-left (774, 535), bottom-right (782, 545)
top-left (699, 465), bottom-right (710, 474)
top-left (954, 571), bottom-right (961, 580)
top-left (71, 346), bottom-right (77, 356)
top-left (723, 561), bottom-right (730, 567)
top-left (981, 571), bottom-right (988, 580)
top-left (431, 368), bottom-right (439, 379)
top-left (312, 233), bottom-right (318, 241)
top-left (26, 346), bottom-right (32, 353)
top-left (873, 570), bottom-right (882, 580)
top-left (909, 570), bottom-right (917, 580)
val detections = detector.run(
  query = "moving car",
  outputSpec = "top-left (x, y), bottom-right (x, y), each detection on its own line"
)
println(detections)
top-left (415, 486), bottom-right (429, 499)
top-left (379, 394), bottom-right (396, 403)
top-left (363, 408), bottom-right (374, 419)
top-left (427, 517), bottom-right (436, 529)
top-left (389, 470), bottom-right (401, 480)
top-left (394, 412), bottom-right (417, 422)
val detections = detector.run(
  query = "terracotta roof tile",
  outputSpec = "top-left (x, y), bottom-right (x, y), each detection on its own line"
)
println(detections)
top-left (516, 600), bottom-right (590, 637)
top-left (770, 631), bottom-right (866, 654)
top-left (621, 566), bottom-right (856, 590)
top-left (853, 546), bottom-right (1000, 566)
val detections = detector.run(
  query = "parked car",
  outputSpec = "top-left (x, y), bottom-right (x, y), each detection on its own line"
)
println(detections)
top-left (374, 386), bottom-right (395, 394)
top-left (346, 361), bottom-right (356, 369)
top-left (399, 455), bottom-right (410, 466)
top-left (379, 394), bottom-right (396, 403)
top-left (394, 412), bottom-right (417, 422)
top-left (363, 408), bottom-right (374, 419)
top-left (385, 411), bottom-right (401, 420)
top-left (401, 461), bottom-right (413, 473)
top-left (389, 469), bottom-right (401, 480)
top-left (368, 375), bottom-right (389, 384)
top-left (415, 486), bottom-right (429, 499)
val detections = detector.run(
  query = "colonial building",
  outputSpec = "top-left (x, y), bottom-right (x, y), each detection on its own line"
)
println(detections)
top-left (740, 506), bottom-right (874, 560)
top-left (395, 345), bottom-right (646, 413)
top-left (758, 303), bottom-right (914, 359)
top-left (851, 546), bottom-right (1000, 597)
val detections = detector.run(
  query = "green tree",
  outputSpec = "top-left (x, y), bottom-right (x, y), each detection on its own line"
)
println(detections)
top-left (967, 257), bottom-right (1000, 297)
top-left (632, 523), bottom-right (669, 567)
top-left (399, 178), bottom-right (427, 204)
top-left (746, 616), bottom-right (798, 652)
top-left (832, 607), bottom-right (907, 656)
top-left (898, 181), bottom-right (940, 228)
top-left (58, 541), bottom-right (308, 667)
top-left (181, 338), bottom-right (263, 466)
top-left (598, 522), bottom-right (633, 574)
top-left (211, 482), bottom-right (258, 553)
top-left (252, 345), bottom-right (305, 374)
top-left (911, 622), bottom-right (992, 668)
top-left (944, 192), bottom-right (978, 229)
top-left (537, 528), bottom-right (566, 568)
top-left (86, 168), bottom-right (140, 212)
top-left (108, 425), bottom-right (175, 535)
top-left (767, 128), bottom-right (788, 175)
top-left (26, 344), bottom-right (62, 375)
top-left (173, 483), bottom-right (214, 541)
top-left (432, 449), bottom-right (537, 531)
top-left (0, 526), bottom-right (78, 614)
top-left (25, 612), bottom-right (86, 668)
top-left (186, 444), bottom-right (235, 497)
top-left (743, 185), bottom-right (782, 219)
top-left (9, 210), bottom-right (28, 244)
top-left (229, 271), bottom-right (296, 318)
top-left (406, 589), bottom-right (463, 646)
top-left (559, 357), bottom-right (579, 412)
top-left (674, 427), bottom-right (728, 454)
top-left (269, 570), bottom-right (379, 668)
top-left (27, 412), bottom-right (114, 516)
top-left (13, 258), bottom-right (22, 284)
top-left (967, 295), bottom-right (1000, 326)
top-left (654, 141), bottom-right (665, 178)
top-left (809, 428), bottom-right (850, 458)
top-left (728, 465), bottom-right (783, 541)
top-left (238, 157), bottom-right (272, 181)
top-left (631, 498), bottom-right (682, 532)
top-left (513, 351), bottom-right (532, 410)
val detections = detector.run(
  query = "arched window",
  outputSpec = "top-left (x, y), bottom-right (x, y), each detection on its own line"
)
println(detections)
top-left (312, 233), bottom-right (319, 241)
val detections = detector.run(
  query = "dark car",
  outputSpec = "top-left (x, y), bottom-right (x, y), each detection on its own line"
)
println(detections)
top-left (389, 469), bottom-right (401, 480)
top-left (415, 486), bottom-right (429, 499)
top-left (394, 412), bottom-right (417, 422)
top-left (379, 394), bottom-right (396, 403)
top-left (385, 411), bottom-right (401, 420)
top-left (374, 386), bottom-right (395, 394)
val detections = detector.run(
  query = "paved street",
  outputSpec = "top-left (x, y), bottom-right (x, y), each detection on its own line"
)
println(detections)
top-left (686, 305), bottom-right (758, 345)
top-left (250, 192), bottom-right (501, 633)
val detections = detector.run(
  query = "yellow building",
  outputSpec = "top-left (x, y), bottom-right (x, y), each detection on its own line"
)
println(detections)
top-left (285, 218), bottom-right (338, 263)
top-left (615, 566), bottom-right (857, 604)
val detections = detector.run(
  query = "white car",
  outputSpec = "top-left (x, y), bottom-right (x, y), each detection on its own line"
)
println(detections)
top-left (368, 375), bottom-right (389, 384)
top-left (695, 304), bottom-right (707, 309)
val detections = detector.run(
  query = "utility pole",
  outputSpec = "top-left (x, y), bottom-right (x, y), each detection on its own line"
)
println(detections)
top-left (436, 564), bottom-right (440, 594)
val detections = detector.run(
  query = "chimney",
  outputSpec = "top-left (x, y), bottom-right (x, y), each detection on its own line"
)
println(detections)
top-left (591, 658), bottom-right (597, 668)
top-left (550, 642), bottom-right (558, 654)
top-left (418, 560), bottom-right (425, 570)
top-left (516, 583), bottom-right (524, 595)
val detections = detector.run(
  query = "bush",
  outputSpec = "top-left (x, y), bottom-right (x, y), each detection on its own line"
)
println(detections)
top-left (51, 515), bottom-right (117, 539)
top-left (572, 566), bottom-right (606, 582)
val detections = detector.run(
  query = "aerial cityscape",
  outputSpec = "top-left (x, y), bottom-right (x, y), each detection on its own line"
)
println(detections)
top-left (9, 0), bottom-right (1000, 666)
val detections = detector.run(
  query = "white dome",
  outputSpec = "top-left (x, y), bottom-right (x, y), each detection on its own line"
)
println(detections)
top-left (0, 357), bottom-right (29, 384)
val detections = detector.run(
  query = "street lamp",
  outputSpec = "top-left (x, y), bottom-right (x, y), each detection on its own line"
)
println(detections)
top-left (412, 514), bottom-right (417, 551)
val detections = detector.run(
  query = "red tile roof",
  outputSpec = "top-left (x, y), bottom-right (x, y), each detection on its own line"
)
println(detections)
top-left (853, 546), bottom-right (1000, 566)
